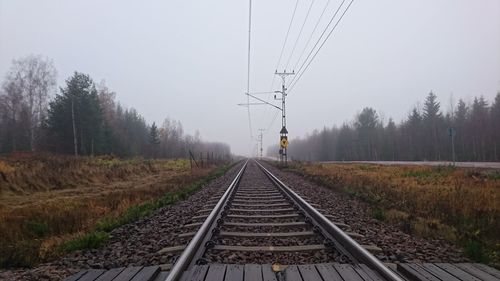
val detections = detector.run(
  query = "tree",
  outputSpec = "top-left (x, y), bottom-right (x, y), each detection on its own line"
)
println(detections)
top-left (383, 118), bottom-right (397, 160)
top-left (491, 93), bottom-right (500, 159)
top-left (0, 55), bottom-right (57, 152)
top-left (453, 99), bottom-right (468, 160)
top-left (0, 79), bottom-right (25, 152)
top-left (354, 107), bottom-right (380, 160)
top-left (149, 122), bottom-right (160, 157)
top-left (422, 92), bottom-right (444, 160)
top-left (469, 96), bottom-right (489, 160)
top-left (47, 72), bottom-right (102, 155)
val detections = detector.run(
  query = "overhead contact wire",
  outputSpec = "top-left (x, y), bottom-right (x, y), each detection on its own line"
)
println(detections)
top-left (289, 0), bottom-right (355, 93)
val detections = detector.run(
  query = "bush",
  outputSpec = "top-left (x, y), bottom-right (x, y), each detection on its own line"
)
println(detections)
top-left (24, 220), bottom-right (49, 238)
top-left (61, 231), bottom-right (109, 251)
top-left (372, 208), bottom-right (386, 221)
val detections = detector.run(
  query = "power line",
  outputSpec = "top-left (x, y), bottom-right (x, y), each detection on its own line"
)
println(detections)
top-left (266, 110), bottom-right (280, 132)
top-left (269, 0), bottom-right (299, 91)
top-left (246, 0), bottom-right (253, 142)
top-left (261, 0), bottom-right (300, 135)
top-left (289, 0), bottom-right (355, 93)
top-left (287, 0), bottom-right (347, 89)
top-left (284, 0), bottom-right (316, 70)
top-left (292, 0), bottom-right (331, 71)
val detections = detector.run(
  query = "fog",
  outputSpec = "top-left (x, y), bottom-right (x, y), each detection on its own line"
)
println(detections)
top-left (1, 0), bottom-right (499, 156)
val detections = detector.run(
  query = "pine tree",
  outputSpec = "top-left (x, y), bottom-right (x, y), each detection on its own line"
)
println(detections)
top-left (149, 122), bottom-right (160, 157)
top-left (422, 92), bottom-right (444, 160)
top-left (470, 97), bottom-right (489, 160)
top-left (355, 107), bottom-right (379, 160)
top-left (454, 99), bottom-right (468, 160)
top-left (47, 72), bottom-right (102, 155)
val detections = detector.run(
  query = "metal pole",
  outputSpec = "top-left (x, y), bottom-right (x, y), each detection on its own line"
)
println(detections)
top-left (275, 70), bottom-right (294, 164)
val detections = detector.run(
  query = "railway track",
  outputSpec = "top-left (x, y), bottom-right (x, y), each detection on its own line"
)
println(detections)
top-left (63, 159), bottom-right (500, 281)
top-left (166, 160), bottom-right (402, 281)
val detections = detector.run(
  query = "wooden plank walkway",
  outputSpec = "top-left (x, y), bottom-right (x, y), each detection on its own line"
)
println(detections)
top-left (64, 263), bottom-right (500, 281)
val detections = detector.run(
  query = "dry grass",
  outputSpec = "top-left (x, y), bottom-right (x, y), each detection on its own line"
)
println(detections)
top-left (286, 162), bottom-right (500, 264)
top-left (0, 153), bottom-right (217, 268)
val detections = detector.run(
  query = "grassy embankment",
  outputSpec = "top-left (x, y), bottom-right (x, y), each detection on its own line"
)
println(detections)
top-left (0, 154), bottom-right (231, 268)
top-left (281, 162), bottom-right (499, 265)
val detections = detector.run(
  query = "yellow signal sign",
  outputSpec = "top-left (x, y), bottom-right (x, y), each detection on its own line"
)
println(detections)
top-left (280, 136), bottom-right (289, 148)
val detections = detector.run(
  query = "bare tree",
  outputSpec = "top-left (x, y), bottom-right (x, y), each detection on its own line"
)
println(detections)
top-left (1, 55), bottom-right (57, 151)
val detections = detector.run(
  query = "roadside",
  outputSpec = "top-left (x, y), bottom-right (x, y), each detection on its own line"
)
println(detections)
top-left (322, 161), bottom-right (500, 169)
top-left (269, 161), bottom-right (499, 267)
top-left (0, 162), bottom-right (241, 280)
top-left (0, 154), bottom-right (229, 271)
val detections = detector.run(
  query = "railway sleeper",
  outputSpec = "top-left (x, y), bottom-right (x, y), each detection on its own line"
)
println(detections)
top-left (227, 213), bottom-right (299, 219)
top-left (224, 221), bottom-right (307, 227)
top-left (230, 208), bottom-right (295, 213)
top-left (219, 231), bottom-right (315, 237)
top-left (231, 202), bottom-right (290, 207)
top-left (233, 198), bottom-right (288, 203)
top-left (233, 195), bottom-right (284, 199)
top-left (157, 245), bottom-right (186, 254)
top-left (212, 244), bottom-right (326, 252)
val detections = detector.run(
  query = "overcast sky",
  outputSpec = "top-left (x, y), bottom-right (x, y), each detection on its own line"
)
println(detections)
top-left (1, 0), bottom-right (499, 156)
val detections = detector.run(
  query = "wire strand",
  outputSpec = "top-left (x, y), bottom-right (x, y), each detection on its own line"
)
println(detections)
top-left (269, 0), bottom-right (299, 91)
top-left (292, 0), bottom-right (331, 71)
top-left (289, 0), bottom-right (355, 93)
top-left (246, 0), bottom-right (253, 142)
top-left (287, 0), bottom-right (346, 89)
top-left (285, 0), bottom-right (316, 70)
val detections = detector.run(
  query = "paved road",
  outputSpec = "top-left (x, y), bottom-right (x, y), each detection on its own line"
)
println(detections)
top-left (321, 161), bottom-right (500, 169)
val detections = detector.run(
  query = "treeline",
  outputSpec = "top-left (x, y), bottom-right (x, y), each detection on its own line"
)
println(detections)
top-left (269, 92), bottom-right (500, 162)
top-left (0, 55), bottom-right (231, 159)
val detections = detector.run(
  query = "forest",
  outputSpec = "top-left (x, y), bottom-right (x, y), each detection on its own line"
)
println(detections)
top-left (270, 92), bottom-right (500, 162)
top-left (0, 55), bottom-right (231, 159)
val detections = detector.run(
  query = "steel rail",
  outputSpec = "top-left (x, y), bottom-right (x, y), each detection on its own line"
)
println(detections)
top-left (255, 160), bottom-right (404, 281)
top-left (165, 160), bottom-right (248, 281)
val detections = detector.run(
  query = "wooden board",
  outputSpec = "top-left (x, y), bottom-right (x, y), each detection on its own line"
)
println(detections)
top-left (113, 267), bottom-right (143, 281)
top-left (94, 268), bottom-right (126, 281)
top-left (78, 269), bottom-right (105, 281)
top-left (244, 264), bottom-right (262, 281)
top-left (204, 264), bottom-right (226, 281)
top-left (472, 264), bottom-right (500, 279)
top-left (435, 263), bottom-right (482, 281)
top-left (261, 264), bottom-right (278, 281)
top-left (63, 262), bottom-right (500, 281)
top-left (315, 263), bottom-right (343, 281)
top-left (454, 263), bottom-right (499, 281)
top-left (153, 272), bottom-right (169, 281)
top-left (63, 270), bottom-right (87, 281)
top-left (225, 264), bottom-right (244, 281)
top-left (284, 265), bottom-right (302, 281)
top-left (333, 264), bottom-right (365, 281)
top-left (186, 264), bottom-right (209, 281)
top-left (420, 263), bottom-right (461, 281)
top-left (297, 264), bottom-right (323, 281)
top-left (398, 263), bottom-right (441, 281)
top-left (355, 265), bottom-right (384, 281)
top-left (130, 266), bottom-right (160, 281)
